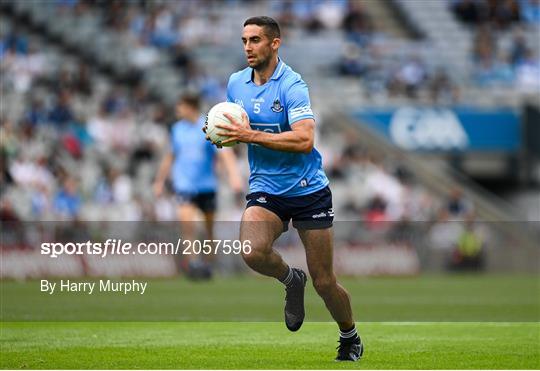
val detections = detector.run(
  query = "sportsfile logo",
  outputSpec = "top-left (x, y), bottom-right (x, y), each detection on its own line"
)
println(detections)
top-left (40, 239), bottom-right (252, 258)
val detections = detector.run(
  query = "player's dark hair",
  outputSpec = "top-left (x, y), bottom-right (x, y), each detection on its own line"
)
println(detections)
top-left (244, 16), bottom-right (281, 40)
top-left (178, 93), bottom-right (200, 110)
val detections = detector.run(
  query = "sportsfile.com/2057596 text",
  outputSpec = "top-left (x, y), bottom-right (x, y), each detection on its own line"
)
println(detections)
top-left (40, 239), bottom-right (252, 258)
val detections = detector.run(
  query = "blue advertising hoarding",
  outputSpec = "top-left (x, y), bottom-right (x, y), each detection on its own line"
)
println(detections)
top-left (352, 107), bottom-right (521, 153)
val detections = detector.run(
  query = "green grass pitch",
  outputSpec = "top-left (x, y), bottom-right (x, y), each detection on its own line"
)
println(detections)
top-left (1, 274), bottom-right (539, 369)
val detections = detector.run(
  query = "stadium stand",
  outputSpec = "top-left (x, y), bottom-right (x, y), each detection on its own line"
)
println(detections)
top-left (1, 0), bottom-right (538, 276)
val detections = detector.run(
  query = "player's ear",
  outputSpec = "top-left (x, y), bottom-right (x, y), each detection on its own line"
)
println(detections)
top-left (271, 37), bottom-right (281, 51)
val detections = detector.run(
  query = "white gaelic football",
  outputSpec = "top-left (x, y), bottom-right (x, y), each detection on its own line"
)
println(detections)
top-left (205, 102), bottom-right (247, 147)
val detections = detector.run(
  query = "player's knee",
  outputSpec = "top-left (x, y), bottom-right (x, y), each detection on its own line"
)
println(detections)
top-left (312, 276), bottom-right (337, 297)
top-left (241, 247), bottom-right (267, 267)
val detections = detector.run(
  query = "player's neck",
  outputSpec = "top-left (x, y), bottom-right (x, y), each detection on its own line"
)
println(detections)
top-left (253, 56), bottom-right (279, 86)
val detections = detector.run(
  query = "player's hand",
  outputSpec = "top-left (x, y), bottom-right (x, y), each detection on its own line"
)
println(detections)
top-left (216, 112), bottom-right (252, 145)
top-left (202, 117), bottom-right (223, 148)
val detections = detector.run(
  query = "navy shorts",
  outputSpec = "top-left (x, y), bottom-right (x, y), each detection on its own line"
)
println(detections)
top-left (246, 186), bottom-right (334, 231)
top-left (176, 192), bottom-right (216, 213)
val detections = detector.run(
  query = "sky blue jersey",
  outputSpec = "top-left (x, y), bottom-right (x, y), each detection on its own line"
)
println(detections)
top-left (227, 58), bottom-right (329, 197)
top-left (170, 116), bottom-right (217, 194)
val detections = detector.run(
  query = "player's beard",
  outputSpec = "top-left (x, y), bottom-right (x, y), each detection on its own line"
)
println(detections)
top-left (249, 51), bottom-right (272, 71)
top-left (251, 57), bottom-right (271, 71)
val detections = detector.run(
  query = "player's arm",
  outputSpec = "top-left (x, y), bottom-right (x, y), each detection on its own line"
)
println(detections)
top-left (217, 148), bottom-right (243, 192)
top-left (217, 113), bottom-right (314, 154)
top-left (153, 151), bottom-right (173, 197)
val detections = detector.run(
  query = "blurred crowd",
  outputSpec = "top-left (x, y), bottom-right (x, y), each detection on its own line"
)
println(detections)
top-left (5, 0), bottom-right (537, 107)
top-left (337, 0), bottom-right (539, 101)
top-left (461, 0), bottom-right (540, 91)
top-left (1, 0), bottom-right (494, 270)
top-left (315, 127), bottom-right (487, 269)
top-left (333, 1), bottom-right (464, 104)
top-left (0, 23), bottom-right (475, 225)
top-left (0, 24), bottom-right (171, 222)
top-left (451, 0), bottom-right (540, 27)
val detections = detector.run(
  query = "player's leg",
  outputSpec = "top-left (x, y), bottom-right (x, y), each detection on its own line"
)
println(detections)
top-left (240, 204), bottom-right (307, 331)
top-left (177, 200), bottom-right (210, 279)
top-left (185, 192), bottom-right (216, 279)
top-left (177, 202), bottom-right (196, 267)
top-left (202, 211), bottom-right (215, 241)
top-left (201, 210), bottom-right (217, 274)
top-left (298, 227), bottom-right (353, 327)
top-left (177, 203), bottom-right (199, 244)
top-left (298, 227), bottom-right (363, 361)
top-left (198, 192), bottom-right (216, 265)
top-left (240, 205), bottom-right (287, 279)
top-left (196, 192), bottom-right (216, 242)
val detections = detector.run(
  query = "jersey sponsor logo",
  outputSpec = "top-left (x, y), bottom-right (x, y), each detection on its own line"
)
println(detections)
top-left (271, 99), bottom-right (284, 113)
top-left (289, 105), bottom-right (313, 120)
top-left (312, 212), bottom-right (327, 219)
top-left (251, 97), bottom-right (265, 103)
top-left (313, 208), bottom-right (334, 219)
top-left (250, 122), bottom-right (281, 134)
top-left (234, 99), bottom-right (244, 107)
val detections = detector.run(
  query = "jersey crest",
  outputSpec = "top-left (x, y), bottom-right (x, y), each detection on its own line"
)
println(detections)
top-left (271, 98), bottom-right (284, 113)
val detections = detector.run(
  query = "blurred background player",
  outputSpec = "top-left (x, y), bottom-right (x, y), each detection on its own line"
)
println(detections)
top-left (154, 93), bottom-right (243, 280)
